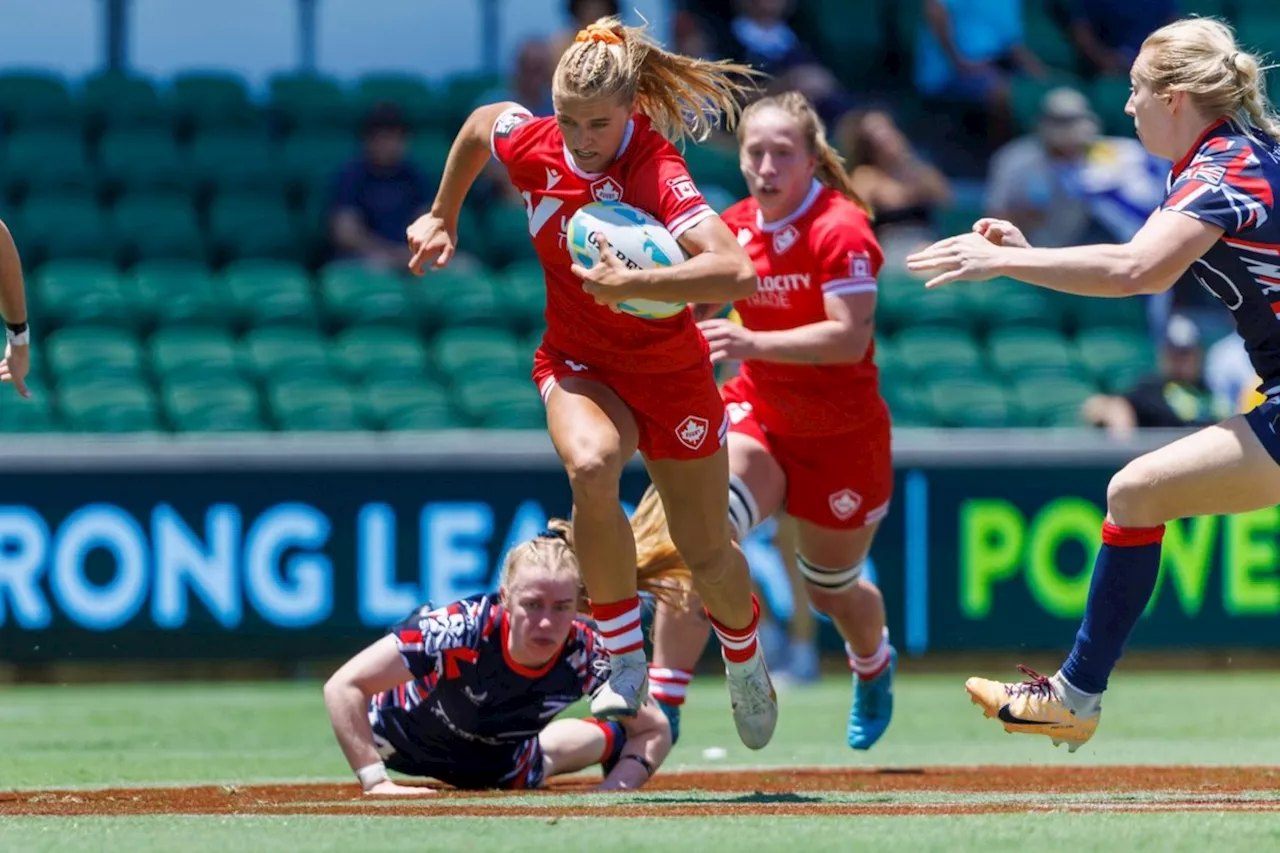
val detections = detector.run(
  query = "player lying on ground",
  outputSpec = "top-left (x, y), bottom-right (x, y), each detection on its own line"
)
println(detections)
top-left (324, 523), bottom-right (671, 795)
top-left (907, 16), bottom-right (1280, 752)
top-left (406, 15), bottom-right (778, 750)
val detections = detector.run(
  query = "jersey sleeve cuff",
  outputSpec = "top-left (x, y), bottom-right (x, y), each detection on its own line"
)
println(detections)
top-left (490, 105), bottom-right (533, 159)
top-left (666, 205), bottom-right (715, 239)
top-left (822, 277), bottom-right (877, 297)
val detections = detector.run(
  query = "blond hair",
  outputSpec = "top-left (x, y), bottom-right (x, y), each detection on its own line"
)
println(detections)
top-left (1135, 17), bottom-right (1280, 140)
top-left (553, 16), bottom-right (763, 145)
top-left (738, 90), bottom-right (872, 216)
top-left (499, 519), bottom-right (581, 599)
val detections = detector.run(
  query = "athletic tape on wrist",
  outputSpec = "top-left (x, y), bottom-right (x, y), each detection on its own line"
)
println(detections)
top-left (356, 761), bottom-right (388, 790)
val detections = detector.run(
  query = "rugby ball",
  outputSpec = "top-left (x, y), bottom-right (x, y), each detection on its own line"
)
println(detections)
top-left (566, 200), bottom-right (688, 320)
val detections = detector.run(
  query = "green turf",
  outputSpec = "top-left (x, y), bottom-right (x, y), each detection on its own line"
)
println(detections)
top-left (2, 672), bottom-right (1279, 790)
top-left (3, 672), bottom-right (1278, 852)
top-left (2, 814), bottom-right (1278, 853)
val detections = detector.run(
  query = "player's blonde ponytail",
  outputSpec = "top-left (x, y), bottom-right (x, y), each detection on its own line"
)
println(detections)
top-left (1136, 17), bottom-right (1280, 140)
top-left (554, 16), bottom-right (763, 145)
top-left (739, 91), bottom-right (872, 216)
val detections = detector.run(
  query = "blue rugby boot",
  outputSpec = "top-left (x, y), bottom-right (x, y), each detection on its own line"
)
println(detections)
top-left (847, 645), bottom-right (896, 750)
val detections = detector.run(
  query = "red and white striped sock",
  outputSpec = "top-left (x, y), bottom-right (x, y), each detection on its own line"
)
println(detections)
top-left (592, 597), bottom-right (644, 656)
top-left (707, 595), bottom-right (761, 668)
top-left (847, 628), bottom-right (891, 681)
top-left (649, 667), bottom-right (693, 705)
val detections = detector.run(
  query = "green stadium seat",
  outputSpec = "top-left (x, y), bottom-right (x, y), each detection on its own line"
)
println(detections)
top-left (962, 278), bottom-right (1061, 332)
top-left (452, 375), bottom-right (545, 428)
top-left (187, 131), bottom-right (282, 194)
top-left (985, 328), bottom-right (1081, 380)
top-left (58, 378), bottom-right (160, 433)
top-left (0, 386), bottom-right (60, 432)
top-left (34, 260), bottom-right (132, 328)
top-left (1059, 293), bottom-right (1149, 334)
top-left (408, 133), bottom-right (454, 183)
top-left (45, 326), bottom-right (144, 383)
top-left (333, 326), bottom-right (429, 383)
top-left (97, 130), bottom-right (188, 195)
top-left (440, 72), bottom-right (502, 130)
top-left (268, 378), bottom-right (368, 431)
top-left (207, 191), bottom-right (300, 264)
top-left (876, 269), bottom-right (969, 333)
top-left (242, 326), bottom-right (331, 382)
top-left (221, 260), bottom-right (318, 328)
top-left (431, 326), bottom-right (528, 380)
top-left (1010, 74), bottom-right (1083, 135)
top-left (792, 0), bottom-right (885, 83)
top-left (267, 73), bottom-right (353, 133)
top-left (19, 194), bottom-right (112, 266)
top-left (170, 71), bottom-right (257, 132)
top-left (683, 141), bottom-right (748, 197)
top-left (318, 264), bottom-right (413, 328)
top-left (355, 73), bottom-right (437, 128)
top-left (162, 378), bottom-right (265, 432)
top-left (361, 379), bottom-right (457, 430)
top-left (1074, 327), bottom-right (1157, 393)
top-left (0, 72), bottom-right (76, 130)
top-left (130, 260), bottom-right (223, 331)
top-left (481, 203), bottom-right (538, 267)
top-left (924, 377), bottom-right (1015, 427)
top-left (4, 130), bottom-right (92, 197)
top-left (501, 261), bottom-right (547, 332)
top-left (81, 72), bottom-right (170, 133)
top-left (110, 191), bottom-right (205, 265)
top-left (933, 203), bottom-right (986, 241)
top-left (1013, 375), bottom-right (1098, 427)
top-left (1022, 8), bottom-right (1076, 73)
top-left (149, 327), bottom-right (242, 382)
top-left (889, 326), bottom-right (984, 379)
top-left (281, 131), bottom-right (355, 197)
top-left (415, 269), bottom-right (506, 329)
top-left (1090, 77), bottom-right (1138, 138)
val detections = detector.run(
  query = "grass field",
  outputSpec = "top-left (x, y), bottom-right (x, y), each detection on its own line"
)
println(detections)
top-left (2, 671), bottom-right (1279, 851)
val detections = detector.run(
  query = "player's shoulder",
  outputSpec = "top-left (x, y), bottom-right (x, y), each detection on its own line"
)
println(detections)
top-left (403, 593), bottom-right (497, 651)
top-left (720, 196), bottom-right (757, 229)
top-left (493, 107), bottom-right (558, 155)
top-left (810, 190), bottom-right (876, 244)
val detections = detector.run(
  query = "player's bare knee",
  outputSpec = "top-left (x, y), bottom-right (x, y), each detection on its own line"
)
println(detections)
top-left (1106, 461), bottom-right (1162, 527)
top-left (563, 444), bottom-right (624, 504)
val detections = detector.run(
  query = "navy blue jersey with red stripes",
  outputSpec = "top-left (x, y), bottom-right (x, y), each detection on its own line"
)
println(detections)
top-left (1161, 119), bottom-right (1280, 394)
top-left (369, 594), bottom-right (608, 788)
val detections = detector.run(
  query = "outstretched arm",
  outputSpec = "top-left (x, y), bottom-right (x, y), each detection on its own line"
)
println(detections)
top-left (323, 635), bottom-right (432, 795)
top-left (598, 702), bottom-right (673, 791)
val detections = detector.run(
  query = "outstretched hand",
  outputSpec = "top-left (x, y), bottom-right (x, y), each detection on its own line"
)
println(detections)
top-left (0, 342), bottom-right (30, 399)
top-left (364, 779), bottom-right (436, 796)
top-left (905, 232), bottom-right (1008, 289)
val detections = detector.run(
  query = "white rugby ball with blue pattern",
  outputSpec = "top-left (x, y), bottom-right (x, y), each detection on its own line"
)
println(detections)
top-left (566, 200), bottom-right (688, 320)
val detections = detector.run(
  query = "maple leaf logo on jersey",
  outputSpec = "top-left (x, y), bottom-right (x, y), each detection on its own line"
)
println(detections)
top-left (667, 175), bottom-right (699, 201)
top-left (591, 177), bottom-right (623, 202)
top-left (675, 415), bottom-right (709, 450)
top-left (736, 228), bottom-right (753, 246)
top-left (850, 251), bottom-right (874, 282)
top-left (773, 224), bottom-right (800, 255)
top-left (828, 488), bottom-right (862, 521)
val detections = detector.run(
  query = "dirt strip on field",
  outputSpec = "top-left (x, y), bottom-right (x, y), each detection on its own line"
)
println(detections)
top-left (3, 766), bottom-right (1279, 818)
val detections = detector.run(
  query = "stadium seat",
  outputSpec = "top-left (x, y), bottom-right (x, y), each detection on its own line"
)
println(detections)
top-left (414, 269), bottom-right (505, 330)
top-left (0, 383), bottom-right (60, 432)
top-left (0, 72), bottom-right (76, 130)
top-left (221, 260), bottom-right (319, 328)
top-left (267, 73), bottom-right (353, 133)
top-left (962, 278), bottom-right (1061, 333)
top-left (1059, 293), bottom-right (1149, 334)
top-left (162, 378), bottom-right (265, 432)
top-left (888, 326), bottom-right (985, 379)
top-left (130, 261), bottom-right (225, 330)
top-left (431, 326), bottom-right (528, 381)
top-left (45, 326), bottom-right (144, 383)
top-left (186, 131), bottom-right (282, 195)
top-left (1022, 7), bottom-right (1076, 73)
top-left (242, 326), bottom-right (332, 382)
top-left (876, 268), bottom-right (970, 333)
top-left (1073, 327), bottom-right (1157, 393)
top-left (478, 203), bottom-right (539, 268)
top-left (96, 129), bottom-right (188, 195)
top-left (267, 378), bottom-right (368, 431)
top-left (452, 375), bottom-right (546, 428)
top-left (34, 260), bottom-right (133, 329)
top-left (1013, 375), bottom-right (1098, 427)
top-left (1010, 75), bottom-right (1082, 135)
top-left (924, 376), bottom-right (1015, 427)
top-left (682, 142), bottom-right (748, 198)
top-left (361, 379), bottom-right (458, 430)
top-left (281, 131), bottom-right (355, 198)
top-left (149, 327), bottom-right (242, 382)
top-left (207, 191), bottom-right (300, 263)
top-left (170, 71), bottom-right (257, 133)
top-left (1091, 77), bottom-right (1138, 137)
top-left (333, 326), bottom-right (430, 383)
top-left (501, 261), bottom-right (548, 332)
top-left (318, 264), bottom-right (414, 328)
top-left (81, 72), bottom-right (170, 133)
top-left (111, 192), bottom-right (204, 266)
top-left (408, 133), bottom-right (454, 183)
top-left (985, 327), bottom-right (1081, 380)
top-left (4, 130), bottom-right (92, 198)
top-left (58, 378), bottom-right (160, 433)
top-left (355, 73), bottom-right (437, 128)
top-left (19, 194), bottom-right (112, 266)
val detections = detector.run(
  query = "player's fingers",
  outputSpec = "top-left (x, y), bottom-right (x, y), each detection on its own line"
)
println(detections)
top-left (13, 376), bottom-right (29, 398)
top-left (432, 243), bottom-right (454, 269)
top-left (924, 269), bottom-right (964, 289)
top-left (408, 246), bottom-right (432, 276)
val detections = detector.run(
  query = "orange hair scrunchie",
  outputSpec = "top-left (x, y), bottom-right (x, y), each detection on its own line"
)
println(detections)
top-left (575, 24), bottom-right (623, 45)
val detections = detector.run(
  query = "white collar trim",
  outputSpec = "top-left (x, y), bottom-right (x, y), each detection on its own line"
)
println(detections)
top-left (757, 179), bottom-right (823, 232)
top-left (563, 118), bottom-right (636, 179)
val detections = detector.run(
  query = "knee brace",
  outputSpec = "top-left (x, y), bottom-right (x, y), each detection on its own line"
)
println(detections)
top-left (796, 553), bottom-right (864, 594)
top-left (727, 473), bottom-right (761, 541)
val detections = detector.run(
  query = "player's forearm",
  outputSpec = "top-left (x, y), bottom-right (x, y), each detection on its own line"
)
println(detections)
top-left (994, 244), bottom-right (1168, 297)
top-left (0, 221), bottom-right (28, 326)
top-left (322, 679), bottom-right (383, 774)
top-left (630, 252), bottom-right (757, 304)
top-left (428, 108), bottom-right (502, 227)
top-left (750, 320), bottom-right (872, 365)
top-left (602, 730), bottom-right (669, 790)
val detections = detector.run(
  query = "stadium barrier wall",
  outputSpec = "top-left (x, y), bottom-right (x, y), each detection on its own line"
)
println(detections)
top-left (1, 428), bottom-right (1277, 663)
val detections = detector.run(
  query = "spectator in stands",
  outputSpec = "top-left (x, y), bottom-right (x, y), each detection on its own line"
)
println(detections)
top-left (1069, 0), bottom-right (1177, 77)
top-left (329, 103), bottom-right (433, 270)
top-left (1082, 315), bottom-right (1230, 438)
top-left (985, 87), bottom-right (1165, 248)
top-left (914, 0), bottom-right (1049, 145)
top-left (1205, 332), bottom-right (1266, 416)
top-left (841, 109), bottom-right (952, 269)
top-left (478, 38), bottom-right (555, 117)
